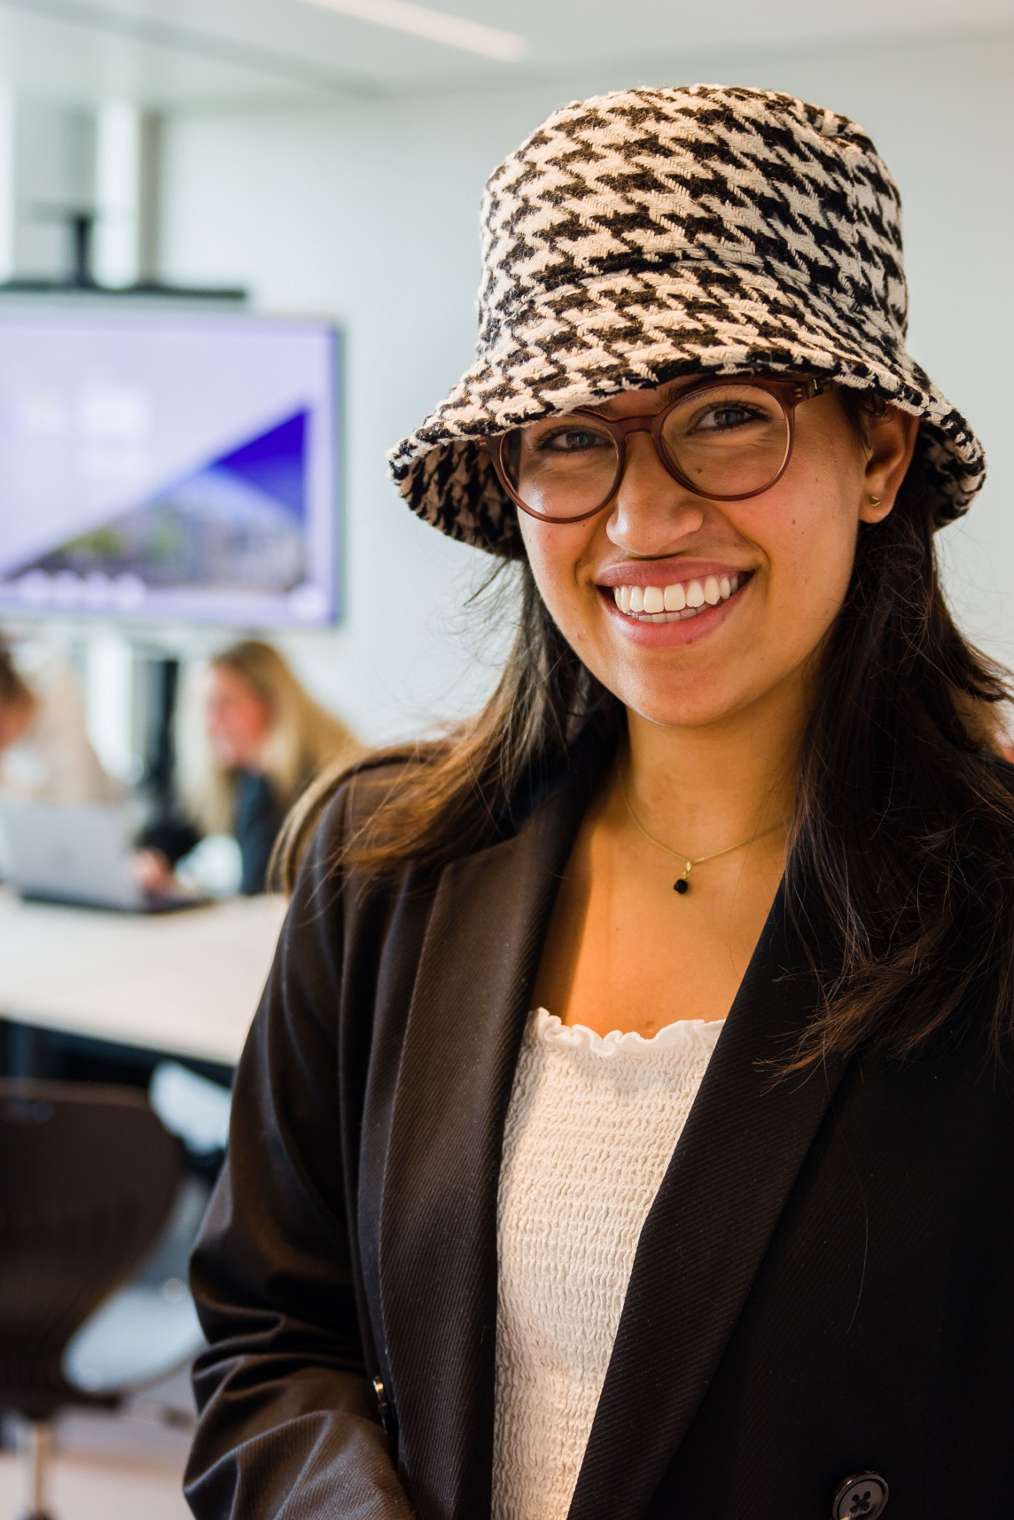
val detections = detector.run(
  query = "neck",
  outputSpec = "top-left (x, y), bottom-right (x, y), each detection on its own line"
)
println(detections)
top-left (615, 682), bottom-right (805, 860)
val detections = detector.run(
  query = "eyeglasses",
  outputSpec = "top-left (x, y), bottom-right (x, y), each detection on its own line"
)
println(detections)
top-left (485, 375), bottom-right (830, 524)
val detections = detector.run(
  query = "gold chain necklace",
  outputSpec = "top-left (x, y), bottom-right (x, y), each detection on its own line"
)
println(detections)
top-left (621, 778), bottom-right (788, 896)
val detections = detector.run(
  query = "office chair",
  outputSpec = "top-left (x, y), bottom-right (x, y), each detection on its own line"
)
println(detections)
top-left (0, 1078), bottom-right (187, 1520)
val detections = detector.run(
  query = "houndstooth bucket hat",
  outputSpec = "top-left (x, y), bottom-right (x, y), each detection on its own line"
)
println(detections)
top-left (388, 83), bottom-right (986, 558)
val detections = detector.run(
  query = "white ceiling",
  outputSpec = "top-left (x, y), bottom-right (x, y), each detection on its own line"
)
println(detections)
top-left (1, 0), bottom-right (1012, 111)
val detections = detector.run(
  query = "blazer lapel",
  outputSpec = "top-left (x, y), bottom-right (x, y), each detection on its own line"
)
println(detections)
top-left (567, 876), bottom-right (850, 1520)
top-left (378, 748), bottom-right (606, 1520)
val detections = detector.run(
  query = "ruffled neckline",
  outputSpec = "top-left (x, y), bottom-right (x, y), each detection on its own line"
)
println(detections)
top-left (530, 1007), bottom-right (726, 1059)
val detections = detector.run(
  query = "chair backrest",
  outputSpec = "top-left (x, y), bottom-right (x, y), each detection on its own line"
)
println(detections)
top-left (0, 1078), bottom-right (182, 1420)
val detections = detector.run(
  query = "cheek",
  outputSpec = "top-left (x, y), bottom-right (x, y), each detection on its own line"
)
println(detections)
top-left (519, 517), bottom-right (565, 586)
top-left (242, 700), bottom-right (271, 743)
top-left (519, 522), bottom-right (597, 643)
top-left (771, 490), bottom-right (858, 633)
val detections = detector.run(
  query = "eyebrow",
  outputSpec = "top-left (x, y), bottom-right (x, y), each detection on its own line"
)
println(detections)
top-left (590, 374), bottom-right (703, 416)
top-left (592, 370), bottom-right (787, 417)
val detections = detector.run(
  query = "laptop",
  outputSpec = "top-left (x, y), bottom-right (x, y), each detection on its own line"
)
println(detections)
top-left (0, 800), bottom-right (211, 913)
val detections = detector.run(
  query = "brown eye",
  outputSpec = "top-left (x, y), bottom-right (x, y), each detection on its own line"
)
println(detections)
top-left (693, 404), bottom-right (764, 432)
top-left (540, 427), bottom-right (611, 452)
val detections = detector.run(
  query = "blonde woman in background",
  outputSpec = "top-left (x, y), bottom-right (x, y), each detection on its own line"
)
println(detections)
top-left (135, 639), bottom-right (359, 896)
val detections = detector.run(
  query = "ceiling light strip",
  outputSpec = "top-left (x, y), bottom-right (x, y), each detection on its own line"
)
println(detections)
top-left (299, 0), bottom-right (526, 62)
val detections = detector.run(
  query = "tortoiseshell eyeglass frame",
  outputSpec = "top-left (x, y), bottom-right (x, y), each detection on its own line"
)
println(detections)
top-left (481, 374), bottom-right (834, 525)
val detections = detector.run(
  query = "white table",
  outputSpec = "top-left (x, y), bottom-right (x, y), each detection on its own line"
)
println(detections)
top-left (0, 890), bottom-right (289, 1066)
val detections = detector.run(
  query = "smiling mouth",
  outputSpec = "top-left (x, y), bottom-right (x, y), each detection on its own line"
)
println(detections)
top-left (601, 570), bottom-right (756, 623)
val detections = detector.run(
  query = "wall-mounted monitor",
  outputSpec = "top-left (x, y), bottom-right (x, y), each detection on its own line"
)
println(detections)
top-left (0, 308), bottom-right (340, 628)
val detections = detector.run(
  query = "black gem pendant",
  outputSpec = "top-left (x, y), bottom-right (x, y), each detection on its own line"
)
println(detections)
top-left (674, 878), bottom-right (689, 894)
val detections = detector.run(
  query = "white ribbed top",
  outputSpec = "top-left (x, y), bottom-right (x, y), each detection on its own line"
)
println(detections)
top-left (492, 1008), bottom-right (726, 1520)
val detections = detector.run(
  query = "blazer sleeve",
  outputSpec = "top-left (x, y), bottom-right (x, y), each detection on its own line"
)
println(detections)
top-left (135, 811), bottom-right (203, 868)
top-left (183, 788), bottom-right (414, 1519)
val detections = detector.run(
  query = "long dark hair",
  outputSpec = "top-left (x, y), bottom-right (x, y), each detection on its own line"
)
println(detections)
top-left (277, 418), bottom-right (1014, 1079)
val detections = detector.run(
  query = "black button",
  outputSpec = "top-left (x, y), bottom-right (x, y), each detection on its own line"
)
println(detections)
top-left (831, 1472), bottom-right (889, 1518)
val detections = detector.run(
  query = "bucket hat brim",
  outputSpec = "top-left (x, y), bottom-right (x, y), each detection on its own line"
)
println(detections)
top-left (388, 260), bottom-right (986, 558)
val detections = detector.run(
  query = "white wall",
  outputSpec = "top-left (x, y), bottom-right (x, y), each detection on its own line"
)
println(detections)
top-left (4, 99), bottom-right (96, 280)
top-left (159, 28), bottom-right (1014, 743)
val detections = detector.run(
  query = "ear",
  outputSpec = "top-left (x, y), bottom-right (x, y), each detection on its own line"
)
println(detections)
top-left (858, 406), bottom-right (920, 524)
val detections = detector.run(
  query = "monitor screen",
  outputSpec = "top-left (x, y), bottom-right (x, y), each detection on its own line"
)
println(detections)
top-left (0, 308), bottom-right (340, 628)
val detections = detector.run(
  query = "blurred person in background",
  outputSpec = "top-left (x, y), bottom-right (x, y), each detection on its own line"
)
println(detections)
top-left (0, 637), bottom-right (118, 804)
top-left (134, 638), bottom-right (359, 896)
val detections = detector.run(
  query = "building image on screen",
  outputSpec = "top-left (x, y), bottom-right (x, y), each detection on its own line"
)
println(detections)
top-left (0, 310), bottom-right (340, 628)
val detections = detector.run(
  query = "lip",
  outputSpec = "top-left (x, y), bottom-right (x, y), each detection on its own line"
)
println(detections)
top-left (596, 558), bottom-right (753, 589)
top-left (598, 571), bottom-right (755, 648)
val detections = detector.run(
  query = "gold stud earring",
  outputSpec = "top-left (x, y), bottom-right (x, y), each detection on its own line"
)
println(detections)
top-left (867, 493), bottom-right (882, 506)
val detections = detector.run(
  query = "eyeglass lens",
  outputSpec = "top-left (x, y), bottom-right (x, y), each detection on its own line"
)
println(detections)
top-left (502, 382), bottom-right (792, 518)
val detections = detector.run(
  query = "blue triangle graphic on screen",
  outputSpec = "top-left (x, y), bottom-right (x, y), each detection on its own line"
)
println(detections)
top-left (216, 409), bottom-right (308, 521)
top-left (13, 406), bottom-right (312, 594)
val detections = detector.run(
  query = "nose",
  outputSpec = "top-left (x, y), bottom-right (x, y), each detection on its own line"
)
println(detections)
top-left (605, 430), bottom-right (706, 550)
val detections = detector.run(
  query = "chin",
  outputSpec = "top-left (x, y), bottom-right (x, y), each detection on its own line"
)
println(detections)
top-left (627, 698), bottom-right (741, 732)
top-left (600, 669), bottom-right (748, 732)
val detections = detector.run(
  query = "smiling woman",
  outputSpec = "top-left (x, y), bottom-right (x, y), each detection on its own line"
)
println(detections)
top-left (509, 375), bottom-right (917, 723)
top-left (185, 85), bottom-right (1014, 1520)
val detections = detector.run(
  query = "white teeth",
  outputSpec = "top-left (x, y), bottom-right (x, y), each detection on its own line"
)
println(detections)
top-left (608, 571), bottom-right (750, 621)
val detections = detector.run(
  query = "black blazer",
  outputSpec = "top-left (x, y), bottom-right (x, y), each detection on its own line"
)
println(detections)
top-left (184, 740), bottom-right (1014, 1520)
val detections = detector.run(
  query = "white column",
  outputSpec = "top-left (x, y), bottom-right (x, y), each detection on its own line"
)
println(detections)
top-left (93, 101), bottom-right (162, 287)
top-left (83, 632), bottom-right (138, 785)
